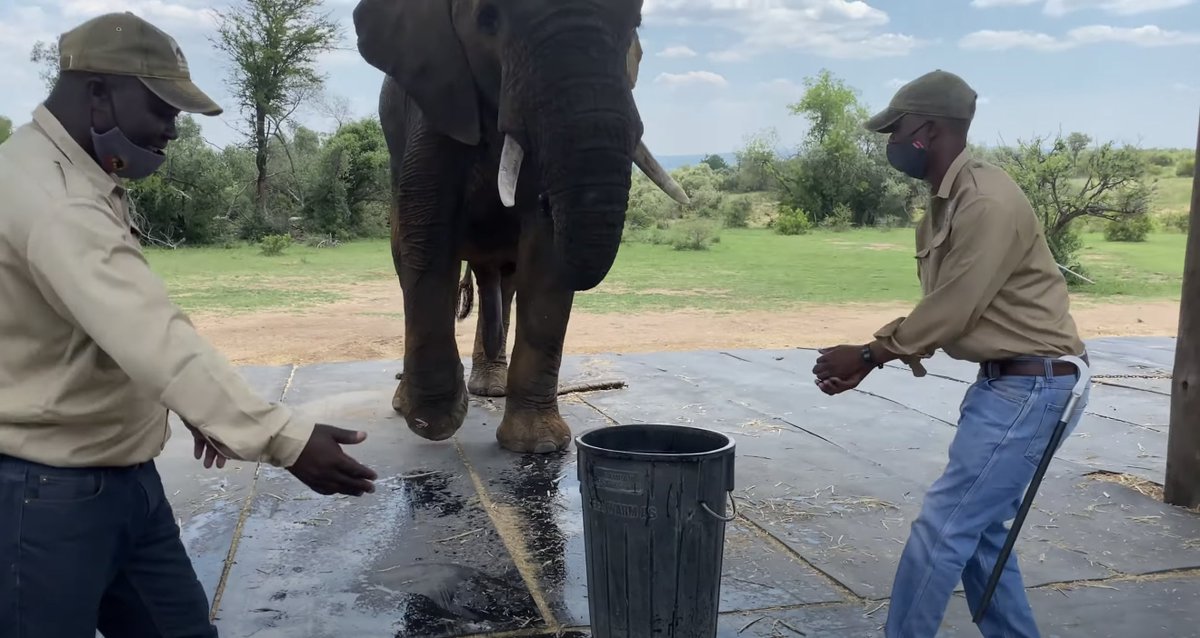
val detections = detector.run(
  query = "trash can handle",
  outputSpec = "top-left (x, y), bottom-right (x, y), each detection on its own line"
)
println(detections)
top-left (700, 491), bottom-right (738, 522)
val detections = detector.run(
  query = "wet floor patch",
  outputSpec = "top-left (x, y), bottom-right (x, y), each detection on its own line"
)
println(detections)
top-left (210, 363), bottom-right (547, 638)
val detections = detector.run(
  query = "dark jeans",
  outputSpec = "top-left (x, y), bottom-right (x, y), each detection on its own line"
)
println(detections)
top-left (0, 454), bottom-right (217, 638)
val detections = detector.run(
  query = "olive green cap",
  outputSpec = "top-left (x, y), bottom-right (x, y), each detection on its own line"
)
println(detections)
top-left (57, 12), bottom-right (222, 116)
top-left (865, 69), bottom-right (977, 134)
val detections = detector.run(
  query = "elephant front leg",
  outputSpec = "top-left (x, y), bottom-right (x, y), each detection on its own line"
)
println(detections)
top-left (391, 139), bottom-right (470, 442)
top-left (499, 220), bottom-right (574, 454)
top-left (468, 266), bottom-right (515, 397)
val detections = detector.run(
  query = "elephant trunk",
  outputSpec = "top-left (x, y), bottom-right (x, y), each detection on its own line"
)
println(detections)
top-left (540, 121), bottom-right (635, 292)
top-left (524, 32), bottom-right (639, 292)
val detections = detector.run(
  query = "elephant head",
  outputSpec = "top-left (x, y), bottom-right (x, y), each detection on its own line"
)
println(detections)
top-left (352, 0), bottom-right (688, 291)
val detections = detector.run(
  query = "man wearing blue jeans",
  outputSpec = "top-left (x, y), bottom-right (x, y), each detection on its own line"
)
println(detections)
top-left (811, 69), bottom-right (1092, 637)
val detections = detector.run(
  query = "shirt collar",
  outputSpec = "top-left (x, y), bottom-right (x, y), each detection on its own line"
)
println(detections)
top-left (934, 147), bottom-right (971, 199)
top-left (31, 103), bottom-right (127, 198)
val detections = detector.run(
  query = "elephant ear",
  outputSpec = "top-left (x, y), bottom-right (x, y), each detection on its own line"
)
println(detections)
top-left (353, 0), bottom-right (481, 146)
top-left (626, 30), bottom-right (643, 89)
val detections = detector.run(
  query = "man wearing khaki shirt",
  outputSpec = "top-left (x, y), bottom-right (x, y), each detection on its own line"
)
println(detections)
top-left (811, 70), bottom-right (1092, 637)
top-left (0, 13), bottom-right (376, 637)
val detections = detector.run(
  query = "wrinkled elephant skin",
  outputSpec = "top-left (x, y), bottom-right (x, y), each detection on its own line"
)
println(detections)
top-left (352, 0), bottom-right (688, 453)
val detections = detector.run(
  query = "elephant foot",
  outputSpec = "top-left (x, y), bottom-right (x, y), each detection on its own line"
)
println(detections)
top-left (497, 406), bottom-right (572, 454)
top-left (468, 362), bottom-right (508, 397)
top-left (392, 375), bottom-right (469, 441)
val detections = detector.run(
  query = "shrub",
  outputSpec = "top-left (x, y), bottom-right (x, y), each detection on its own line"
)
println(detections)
top-left (720, 198), bottom-right (751, 228)
top-left (669, 219), bottom-right (720, 251)
top-left (819, 204), bottom-right (853, 232)
top-left (259, 233), bottom-right (292, 256)
top-left (1103, 213), bottom-right (1153, 242)
top-left (1178, 158), bottom-right (1196, 178)
top-left (1161, 211), bottom-right (1189, 233)
top-left (773, 205), bottom-right (812, 235)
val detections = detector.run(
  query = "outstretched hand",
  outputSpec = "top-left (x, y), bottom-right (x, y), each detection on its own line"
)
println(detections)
top-left (287, 424), bottom-right (378, 497)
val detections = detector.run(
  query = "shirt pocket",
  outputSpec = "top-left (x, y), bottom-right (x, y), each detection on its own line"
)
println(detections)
top-left (915, 223), bottom-right (951, 286)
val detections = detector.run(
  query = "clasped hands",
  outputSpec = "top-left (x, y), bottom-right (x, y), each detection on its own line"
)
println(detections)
top-left (812, 344), bottom-right (875, 396)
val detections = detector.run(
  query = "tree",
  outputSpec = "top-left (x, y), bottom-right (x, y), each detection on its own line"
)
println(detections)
top-left (700, 153), bottom-right (728, 171)
top-left (771, 69), bottom-right (920, 227)
top-left (29, 40), bottom-right (59, 94)
top-left (0, 116), bottom-right (12, 144)
top-left (211, 0), bottom-right (342, 238)
top-left (993, 132), bottom-right (1155, 278)
top-left (728, 128), bottom-right (779, 193)
top-left (126, 115), bottom-right (249, 247)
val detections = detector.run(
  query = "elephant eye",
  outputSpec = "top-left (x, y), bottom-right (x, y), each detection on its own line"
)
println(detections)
top-left (477, 4), bottom-right (500, 35)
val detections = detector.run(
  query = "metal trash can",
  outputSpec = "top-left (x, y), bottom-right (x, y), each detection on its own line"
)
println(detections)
top-left (576, 423), bottom-right (736, 637)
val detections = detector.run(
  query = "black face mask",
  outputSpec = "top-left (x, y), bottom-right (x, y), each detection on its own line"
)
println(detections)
top-left (886, 121), bottom-right (931, 180)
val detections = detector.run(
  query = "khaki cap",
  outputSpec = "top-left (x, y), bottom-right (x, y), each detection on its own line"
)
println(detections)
top-left (865, 69), bottom-right (976, 134)
top-left (58, 12), bottom-right (222, 116)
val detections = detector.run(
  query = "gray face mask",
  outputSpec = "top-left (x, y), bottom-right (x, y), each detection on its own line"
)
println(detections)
top-left (90, 90), bottom-right (165, 180)
top-left (91, 125), bottom-right (165, 180)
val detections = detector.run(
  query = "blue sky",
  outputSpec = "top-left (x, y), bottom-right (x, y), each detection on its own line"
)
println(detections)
top-left (1, 0), bottom-right (1197, 157)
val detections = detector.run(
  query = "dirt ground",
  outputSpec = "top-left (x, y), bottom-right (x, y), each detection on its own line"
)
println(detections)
top-left (190, 281), bottom-right (1180, 366)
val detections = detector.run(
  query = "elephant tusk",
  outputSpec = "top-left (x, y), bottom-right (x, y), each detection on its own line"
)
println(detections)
top-left (633, 140), bottom-right (690, 206)
top-left (498, 135), bottom-right (524, 207)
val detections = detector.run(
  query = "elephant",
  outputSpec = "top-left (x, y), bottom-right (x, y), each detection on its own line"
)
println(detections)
top-left (352, 0), bottom-right (688, 454)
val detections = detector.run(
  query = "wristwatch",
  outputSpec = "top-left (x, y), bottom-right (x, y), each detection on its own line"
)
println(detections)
top-left (860, 344), bottom-right (883, 369)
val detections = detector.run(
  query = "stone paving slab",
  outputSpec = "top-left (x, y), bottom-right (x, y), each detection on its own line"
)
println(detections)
top-left (167, 363), bottom-right (294, 603)
top-left (149, 337), bottom-right (1200, 637)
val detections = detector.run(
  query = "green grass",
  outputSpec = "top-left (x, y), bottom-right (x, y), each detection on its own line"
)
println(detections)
top-left (1154, 176), bottom-right (1194, 215)
top-left (145, 227), bottom-right (1186, 315)
top-left (1073, 231), bottom-right (1186, 299)
top-left (144, 240), bottom-right (394, 314)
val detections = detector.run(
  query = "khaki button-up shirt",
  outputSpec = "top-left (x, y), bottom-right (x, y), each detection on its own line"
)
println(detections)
top-left (872, 148), bottom-right (1086, 365)
top-left (0, 105), bottom-right (313, 469)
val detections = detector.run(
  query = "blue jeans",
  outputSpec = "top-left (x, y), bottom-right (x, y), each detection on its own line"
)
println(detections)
top-left (885, 359), bottom-right (1091, 638)
top-left (0, 455), bottom-right (217, 638)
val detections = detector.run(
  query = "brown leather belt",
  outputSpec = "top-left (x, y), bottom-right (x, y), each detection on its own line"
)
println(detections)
top-left (980, 353), bottom-right (1088, 378)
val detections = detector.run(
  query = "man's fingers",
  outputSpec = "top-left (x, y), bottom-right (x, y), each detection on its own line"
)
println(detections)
top-left (324, 466), bottom-right (373, 496)
top-left (337, 458), bottom-right (377, 482)
top-left (321, 425), bottom-right (368, 445)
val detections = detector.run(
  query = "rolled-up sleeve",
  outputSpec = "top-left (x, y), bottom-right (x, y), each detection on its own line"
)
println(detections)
top-left (24, 197), bottom-right (313, 468)
top-left (872, 196), bottom-right (1026, 360)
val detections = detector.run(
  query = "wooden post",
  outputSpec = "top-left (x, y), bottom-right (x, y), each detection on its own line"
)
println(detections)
top-left (1166, 108), bottom-right (1200, 508)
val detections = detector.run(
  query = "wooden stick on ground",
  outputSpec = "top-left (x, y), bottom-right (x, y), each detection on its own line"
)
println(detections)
top-left (393, 371), bottom-right (627, 395)
top-left (557, 380), bottom-right (628, 395)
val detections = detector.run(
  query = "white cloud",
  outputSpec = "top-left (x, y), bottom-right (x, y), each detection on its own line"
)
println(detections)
top-left (658, 45), bottom-right (698, 58)
top-left (759, 77), bottom-right (805, 99)
top-left (55, 0), bottom-right (218, 29)
top-left (885, 77), bottom-right (906, 88)
top-left (1174, 82), bottom-right (1200, 94)
top-left (644, 0), bottom-right (924, 61)
top-left (971, 0), bottom-right (1195, 14)
top-left (654, 70), bottom-right (729, 88)
top-left (960, 24), bottom-right (1200, 50)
